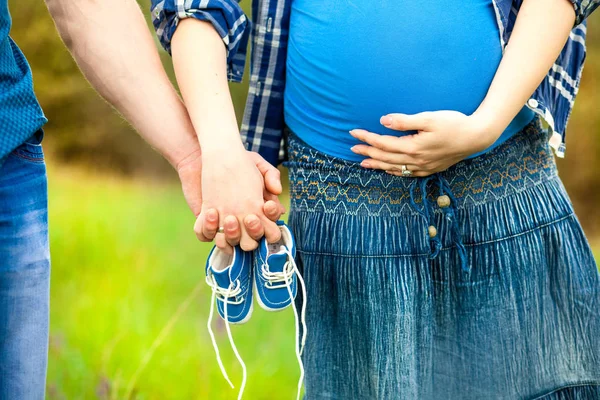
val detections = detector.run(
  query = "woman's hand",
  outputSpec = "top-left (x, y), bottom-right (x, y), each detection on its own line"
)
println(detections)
top-left (350, 0), bottom-right (576, 179)
top-left (194, 151), bottom-right (286, 253)
top-left (177, 148), bottom-right (285, 253)
top-left (198, 144), bottom-right (283, 252)
top-left (350, 111), bottom-right (501, 177)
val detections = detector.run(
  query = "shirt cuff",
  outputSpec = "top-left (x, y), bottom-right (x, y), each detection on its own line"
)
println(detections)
top-left (151, 0), bottom-right (249, 82)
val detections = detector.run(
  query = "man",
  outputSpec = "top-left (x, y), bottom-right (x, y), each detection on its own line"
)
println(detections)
top-left (0, 0), bottom-right (283, 397)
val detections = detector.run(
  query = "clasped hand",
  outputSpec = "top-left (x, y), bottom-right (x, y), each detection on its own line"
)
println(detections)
top-left (350, 111), bottom-right (501, 177)
top-left (178, 147), bottom-right (285, 254)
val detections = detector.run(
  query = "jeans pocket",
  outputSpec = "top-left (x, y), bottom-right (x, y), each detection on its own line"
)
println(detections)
top-left (11, 130), bottom-right (44, 164)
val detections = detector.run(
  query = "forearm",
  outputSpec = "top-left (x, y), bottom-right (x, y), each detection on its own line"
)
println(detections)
top-left (45, 0), bottom-right (198, 168)
top-left (474, 0), bottom-right (576, 135)
top-left (170, 19), bottom-right (244, 154)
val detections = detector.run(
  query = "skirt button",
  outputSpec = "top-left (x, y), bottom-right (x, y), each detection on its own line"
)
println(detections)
top-left (437, 195), bottom-right (451, 208)
top-left (428, 225), bottom-right (438, 238)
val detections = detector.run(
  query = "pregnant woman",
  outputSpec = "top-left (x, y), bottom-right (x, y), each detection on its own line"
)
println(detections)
top-left (153, 0), bottom-right (600, 398)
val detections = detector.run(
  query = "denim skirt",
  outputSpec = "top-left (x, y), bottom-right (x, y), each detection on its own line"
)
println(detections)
top-left (283, 119), bottom-right (600, 399)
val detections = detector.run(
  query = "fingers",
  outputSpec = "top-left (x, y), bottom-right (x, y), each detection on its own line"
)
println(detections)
top-left (217, 213), bottom-right (260, 251)
top-left (193, 216), bottom-right (208, 242)
top-left (218, 214), bottom-right (260, 252)
top-left (361, 159), bottom-right (414, 174)
top-left (350, 129), bottom-right (400, 152)
top-left (202, 209), bottom-right (219, 240)
top-left (244, 214), bottom-right (265, 241)
top-left (197, 207), bottom-right (280, 252)
top-left (214, 234), bottom-right (234, 255)
top-left (199, 208), bottom-right (281, 250)
top-left (351, 144), bottom-right (417, 165)
top-left (350, 129), bottom-right (418, 155)
top-left (248, 151), bottom-right (283, 195)
top-left (263, 200), bottom-right (284, 221)
top-left (238, 224), bottom-right (260, 251)
top-left (361, 159), bottom-right (433, 177)
top-left (230, 212), bottom-right (281, 250)
top-left (380, 112), bottom-right (432, 132)
top-left (195, 209), bottom-right (234, 254)
top-left (264, 167), bottom-right (283, 195)
top-left (194, 209), bottom-right (241, 245)
top-left (261, 217), bottom-right (282, 243)
top-left (263, 188), bottom-right (285, 216)
top-left (386, 169), bottom-right (434, 178)
top-left (194, 208), bottom-right (218, 242)
top-left (222, 215), bottom-right (242, 248)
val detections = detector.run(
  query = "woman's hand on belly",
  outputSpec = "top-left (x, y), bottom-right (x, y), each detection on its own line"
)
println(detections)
top-left (349, 110), bottom-right (500, 177)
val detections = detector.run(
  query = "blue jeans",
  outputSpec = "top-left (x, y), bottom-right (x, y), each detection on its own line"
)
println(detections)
top-left (285, 119), bottom-right (600, 399)
top-left (0, 131), bottom-right (49, 400)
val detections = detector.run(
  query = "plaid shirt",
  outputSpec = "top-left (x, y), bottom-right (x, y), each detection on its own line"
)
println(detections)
top-left (151, 0), bottom-right (599, 166)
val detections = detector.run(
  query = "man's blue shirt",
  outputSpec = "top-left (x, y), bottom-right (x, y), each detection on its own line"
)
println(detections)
top-left (0, 0), bottom-right (47, 164)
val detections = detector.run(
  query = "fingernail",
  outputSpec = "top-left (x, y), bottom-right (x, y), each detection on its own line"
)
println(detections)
top-left (380, 116), bottom-right (393, 127)
top-left (349, 130), bottom-right (357, 136)
top-left (350, 146), bottom-right (358, 153)
top-left (361, 161), bottom-right (371, 168)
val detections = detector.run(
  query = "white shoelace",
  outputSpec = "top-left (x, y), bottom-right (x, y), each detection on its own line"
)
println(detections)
top-left (206, 250), bottom-right (307, 400)
top-left (262, 248), bottom-right (308, 400)
top-left (206, 276), bottom-right (247, 400)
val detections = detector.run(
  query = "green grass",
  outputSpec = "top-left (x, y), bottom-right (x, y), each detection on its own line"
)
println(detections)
top-left (47, 166), bottom-right (298, 399)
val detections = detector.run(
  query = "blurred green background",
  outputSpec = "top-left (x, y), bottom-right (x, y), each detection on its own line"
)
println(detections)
top-left (8, 0), bottom-right (600, 398)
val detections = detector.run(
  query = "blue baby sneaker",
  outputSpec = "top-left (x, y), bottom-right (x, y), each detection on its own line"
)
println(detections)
top-left (205, 245), bottom-right (254, 399)
top-left (254, 221), bottom-right (299, 311)
top-left (254, 221), bottom-right (308, 399)
top-left (205, 245), bottom-right (253, 324)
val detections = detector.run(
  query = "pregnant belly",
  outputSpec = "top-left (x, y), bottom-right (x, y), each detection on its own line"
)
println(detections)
top-left (284, 0), bottom-right (504, 160)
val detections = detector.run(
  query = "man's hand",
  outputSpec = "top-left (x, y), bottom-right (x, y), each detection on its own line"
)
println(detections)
top-left (196, 144), bottom-right (284, 252)
top-left (176, 148), bottom-right (204, 216)
top-left (176, 146), bottom-right (285, 253)
top-left (350, 111), bottom-right (499, 177)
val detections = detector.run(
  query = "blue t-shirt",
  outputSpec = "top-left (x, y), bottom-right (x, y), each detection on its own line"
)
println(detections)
top-left (0, 0), bottom-right (47, 163)
top-left (284, 0), bottom-right (535, 162)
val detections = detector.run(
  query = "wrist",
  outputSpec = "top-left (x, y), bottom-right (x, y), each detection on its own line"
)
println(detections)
top-left (192, 118), bottom-right (246, 157)
top-left (200, 137), bottom-right (247, 159)
top-left (174, 146), bottom-right (202, 175)
top-left (468, 109), bottom-right (506, 150)
top-left (162, 132), bottom-right (201, 169)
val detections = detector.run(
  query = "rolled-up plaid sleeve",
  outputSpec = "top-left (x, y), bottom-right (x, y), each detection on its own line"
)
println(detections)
top-left (570, 0), bottom-right (600, 25)
top-left (150, 0), bottom-right (250, 82)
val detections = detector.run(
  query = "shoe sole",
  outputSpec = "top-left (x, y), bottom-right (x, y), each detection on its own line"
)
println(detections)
top-left (226, 301), bottom-right (254, 325)
top-left (253, 278), bottom-right (293, 312)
